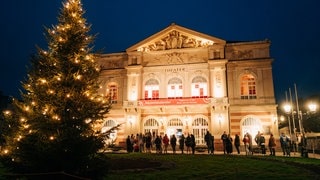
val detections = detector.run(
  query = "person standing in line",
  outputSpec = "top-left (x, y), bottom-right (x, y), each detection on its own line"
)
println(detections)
top-left (247, 132), bottom-right (253, 155)
top-left (179, 134), bottom-right (185, 154)
top-left (190, 134), bottom-right (196, 154)
top-left (162, 134), bottom-right (169, 154)
top-left (221, 131), bottom-right (228, 154)
top-left (243, 134), bottom-right (250, 155)
top-left (280, 132), bottom-right (290, 156)
top-left (138, 133), bottom-right (145, 153)
top-left (154, 135), bottom-right (162, 154)
top-left (259, 133), bottom-right (266, 155)
top-left (205, 131), bottom-right (214, 154)
top-left (234, 134), bottom-right (241, 154)
top-left (300, 133), bottom-right (308, 157)
top-left (291, 134), bottom-right (298, 153)
top-left (268, 133), bottom-right (276, 156)
top-left (255, 131), bottom-right (261, 148)
top-left (170, 134), bottom-right (177, 154)
top-left (226, 134), bottom-right (233, 154)
top-left (126, 135), bottom-right (133, 153)
top-left (185, 134), bottom-right (192, 154)
top-left (211, 135), bottom-right (215, 154)
top-left (145, 132), bottom-right (152, 153)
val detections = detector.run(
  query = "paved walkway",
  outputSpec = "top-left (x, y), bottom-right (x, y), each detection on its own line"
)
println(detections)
top-left (109, 149), bottom-right (320, 159)
top-left (201, 150), bottom-right (320, 159)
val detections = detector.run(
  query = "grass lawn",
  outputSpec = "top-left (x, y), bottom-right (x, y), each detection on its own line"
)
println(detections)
top-left (106, 153), bottom-right (320, 180)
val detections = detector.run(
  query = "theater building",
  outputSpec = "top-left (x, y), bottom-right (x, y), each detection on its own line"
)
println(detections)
top-left (96, 23), bottom-right (278, 148)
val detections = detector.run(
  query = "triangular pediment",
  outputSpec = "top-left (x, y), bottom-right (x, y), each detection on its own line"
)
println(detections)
top-left (126, 23), bottom-right (226, 52)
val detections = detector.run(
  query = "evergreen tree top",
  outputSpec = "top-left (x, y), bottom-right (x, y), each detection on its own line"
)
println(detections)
top-left (14, 0), bottom-right (111, 144)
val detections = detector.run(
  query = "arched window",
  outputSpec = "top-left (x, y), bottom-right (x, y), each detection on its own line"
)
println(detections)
top-left (107, 83), bottom-right (118, 104)
top-left (240, 74), bottom-right (256, 99)
top-left (167, 77), bottom-right (183, 98)
top-left (144, 78), bottom-right (159, 99)
top-left (101, 119), bottom-right (117, 145)
top-left (191, 76), bottom-right (208, 98)
top-left (242, 116), bottom-right (262, 145)
top-left (144, 118), bottom-right (159, 135)
top-left (192, 117), bottom-right (208, 145)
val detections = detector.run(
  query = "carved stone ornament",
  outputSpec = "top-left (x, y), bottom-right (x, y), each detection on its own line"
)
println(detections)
top-left (138, 30), bottom-right (214, 52)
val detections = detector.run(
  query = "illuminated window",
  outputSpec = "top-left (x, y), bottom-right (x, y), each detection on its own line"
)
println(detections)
top-left (144, 79), bottom-right (159, 99)
top-left (168, 118), bottom-right (183, 126)
top-left (107, 83), bottom-right (118, 104)
top-left (192, 118), bottom-right (208, 145)
top-left (240, 74), bottom-right (256, 99)
top-left (191, 76), bottom-right (207, 98)
top-left (144, 118), bottom-right (159, 135)
top-left (167, 77), bottom-right (183, 98)
top-left (101, 119), bottom-right (117, 144)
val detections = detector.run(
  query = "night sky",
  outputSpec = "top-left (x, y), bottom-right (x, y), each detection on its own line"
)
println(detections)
top-left (1, 0), bottom-right (320, 103)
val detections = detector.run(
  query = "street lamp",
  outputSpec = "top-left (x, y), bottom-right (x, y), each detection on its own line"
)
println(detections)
top-left (299, 102), bottom-right (317, 134)
top-left (283, 103), bottom-right (293, 141)
top-left (282, 101), bottom-right (318, 157)
top-left (308, 103), bottom-right (317, 113)
top-left (282, 102), bottom-right (317, 134)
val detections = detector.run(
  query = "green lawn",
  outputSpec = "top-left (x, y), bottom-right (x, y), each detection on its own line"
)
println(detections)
top-left (106, 153), bottom-right (320, 180)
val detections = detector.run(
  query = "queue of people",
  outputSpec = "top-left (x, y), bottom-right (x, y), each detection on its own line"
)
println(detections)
top-left (222, 131), bottom-right (279, 156)
top-left (126, 132), bottom-right (196, 154)
top-left (125, 131), bottom-right (304, 157)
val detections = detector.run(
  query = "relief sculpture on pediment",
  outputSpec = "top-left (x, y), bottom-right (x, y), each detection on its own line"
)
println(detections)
top-left (144, 50), bottom-right (207, 66)
top-left (166, 52), bottom-right (184, 64)
top-left (141, 30), bottom-right (213, 52)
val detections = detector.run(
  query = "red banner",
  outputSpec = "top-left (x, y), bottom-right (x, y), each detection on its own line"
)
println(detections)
top-left (138, 98), bottom-right (211, 106)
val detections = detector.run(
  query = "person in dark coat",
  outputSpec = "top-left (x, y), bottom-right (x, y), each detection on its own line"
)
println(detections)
top-left (170, 134), bottom-right (177, 154)
top-left (145, 132), bottom-right (152, 153)
top-left (234, 134), bottom-right (241, 154)
top-left (126, 135), bottom-right (133, 153)
top-left (179, 134), bottom-right (185, 154)
top-left (221, 131), bottom-right (228, 154)
top-left (259, 133), bottom-right (266, 155)
top-left (268, 133), bottom-right (276, 156)
top-left (185, 134), bottom-right (192, 154)
top-left (154, 135), bottom-right (162, 154)
top-left (225, 134), bottom-right (233, 154)
top-left (190, 134), bottom-right (196, 154)
top-left (205, 131), bottom-right (214, 154)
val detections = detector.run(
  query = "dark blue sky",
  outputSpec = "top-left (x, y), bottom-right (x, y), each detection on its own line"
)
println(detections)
top-left (1, 0), bottom-right (319, 103)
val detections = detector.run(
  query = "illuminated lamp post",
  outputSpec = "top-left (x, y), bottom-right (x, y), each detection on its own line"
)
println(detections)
top-left (308, 103), bottom-right (317, 114)
top-left (297, 102), bottom-right (317, 135)
top-left (283, 101), bottom-right (317, 157)
top-left (283, 103), bottom-right (293, 139)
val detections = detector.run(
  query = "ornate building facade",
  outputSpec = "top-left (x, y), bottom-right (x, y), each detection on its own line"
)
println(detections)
top-left (96, 23), bottom-right (278, 148)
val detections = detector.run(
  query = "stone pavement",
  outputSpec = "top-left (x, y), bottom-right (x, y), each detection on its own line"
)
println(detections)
top-left (111, 149), bottom-right (320, 159)
top-left (202, 150), bottom-right (320, 159)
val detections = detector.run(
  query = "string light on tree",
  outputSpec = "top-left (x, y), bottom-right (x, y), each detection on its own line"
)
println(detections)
top-left (3, 0), bottom-right (112, 177)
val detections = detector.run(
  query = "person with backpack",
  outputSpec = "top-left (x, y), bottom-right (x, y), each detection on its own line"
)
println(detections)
top-left (259, 133), bottom-right (266, 155)
top-left (280, 132), bottom-right (290, 156)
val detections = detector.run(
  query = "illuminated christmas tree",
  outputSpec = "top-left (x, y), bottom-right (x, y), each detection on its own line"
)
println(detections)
top-left (8, 0), bottom-right (111, 178)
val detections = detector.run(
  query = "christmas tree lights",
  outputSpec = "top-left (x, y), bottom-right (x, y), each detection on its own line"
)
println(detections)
top-left (3, 0), bottom-right (112, 177)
